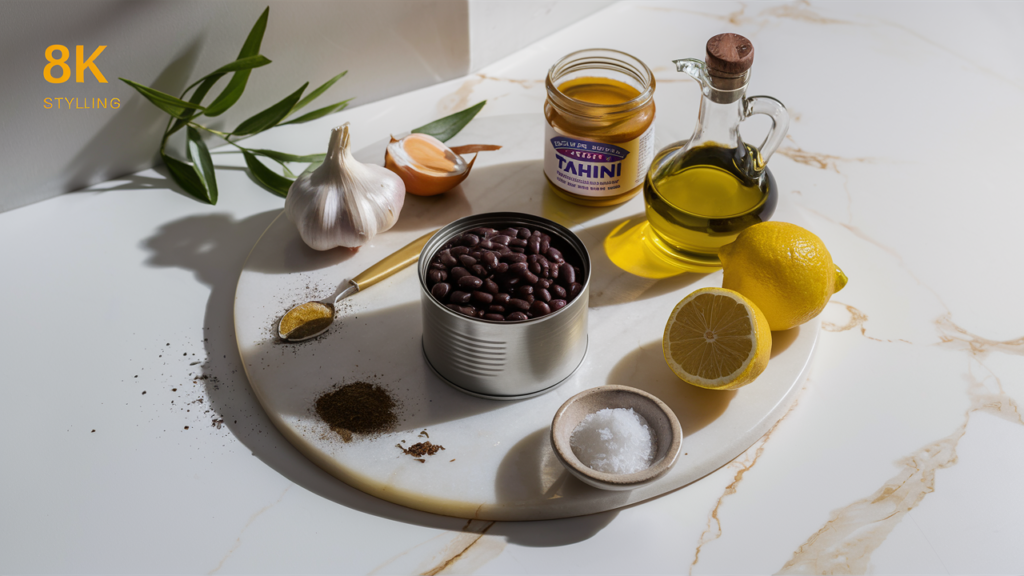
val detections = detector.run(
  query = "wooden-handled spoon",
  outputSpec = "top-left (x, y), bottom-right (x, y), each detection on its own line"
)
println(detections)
top-left (278, 229), bottom-right (438, 342)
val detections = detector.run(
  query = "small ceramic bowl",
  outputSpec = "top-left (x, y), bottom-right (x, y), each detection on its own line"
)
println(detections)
top-left (550, 385), bottom-right (683, 491)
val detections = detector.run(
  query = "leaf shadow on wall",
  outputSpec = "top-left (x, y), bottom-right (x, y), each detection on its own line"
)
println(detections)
top-left (63, 37), bottom-right (204, 196)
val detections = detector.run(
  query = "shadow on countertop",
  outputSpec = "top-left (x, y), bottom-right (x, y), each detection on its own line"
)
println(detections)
top-left (140, 208), bottom-right (617, 547)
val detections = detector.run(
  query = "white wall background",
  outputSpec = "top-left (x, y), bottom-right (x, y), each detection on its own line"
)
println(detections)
top-left (0, 0), bottom-right (612, 213)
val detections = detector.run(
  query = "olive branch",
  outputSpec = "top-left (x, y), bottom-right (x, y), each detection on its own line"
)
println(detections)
top-left (120, 6), bottom-right (487, 205)
top-left (119, 7), bottom-right (348, 204)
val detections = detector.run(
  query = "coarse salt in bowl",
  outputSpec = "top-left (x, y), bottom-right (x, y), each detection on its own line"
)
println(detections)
top-left (570, 407), bottom-right (656, 474)
top-left (550, 385), bottom-right (683, 491)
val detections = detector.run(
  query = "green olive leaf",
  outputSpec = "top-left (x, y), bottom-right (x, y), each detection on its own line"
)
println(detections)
top-left (242, 150), bottom-right (293, 197)
top-left (278, 98), bottom-right (352, 126)
top-left (195, 55), bottom-right (272, 84)
top-left (248, 149), bottom-right (326, 164)
top-left (120, 78), bottom-right (205, 119)
top-left (287, 71), bottom-right (347, 117)
top-left (204, 7), bottom-right (269, 117)
top-left (183, 55), bottom-right (274, 98)
top-left (411, 100), bottom-right (486, 143)
top-left (162, 153), bottom-right (214, 204)
top-left (232, 82), bottom-right (308, 135)
top-left (168, 55), bottom-right (274, 135)
top-left (185, 127), bottom-right (218, 205)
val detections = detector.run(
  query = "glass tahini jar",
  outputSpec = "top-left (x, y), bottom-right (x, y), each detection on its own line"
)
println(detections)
top-left (543, 49), bottom-right (656, 207)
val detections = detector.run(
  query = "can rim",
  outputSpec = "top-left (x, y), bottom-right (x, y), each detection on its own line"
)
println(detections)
top-left (417, 212), bottom-right (592, 326)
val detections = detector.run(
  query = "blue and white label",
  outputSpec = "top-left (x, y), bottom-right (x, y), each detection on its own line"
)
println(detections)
top-left (544, 122), bottom-right (654, 198)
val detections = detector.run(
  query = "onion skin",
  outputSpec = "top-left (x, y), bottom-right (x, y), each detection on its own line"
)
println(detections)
top-left (384, 135), bottom-right (501, 197)
top-left (449, 144), bottom-right (502, 154)
top-left (385, 147), bottom-right (477, 196)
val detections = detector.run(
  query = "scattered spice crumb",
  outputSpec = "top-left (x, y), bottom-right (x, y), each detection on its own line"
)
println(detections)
top-left (415, 458), bottom-right (425, 463)
top-left (450, 459), bottom-right (455, 462)
top-left (91, 430), bottom-right (96, 433)
top-left (142, 391), bottom-right (146, 395)
top-left (184, 426), bottom-right (189, 430)
top-left (398, 441), bottom-right (445, 458)
top-left (418, 429), bottom-right (429, 438)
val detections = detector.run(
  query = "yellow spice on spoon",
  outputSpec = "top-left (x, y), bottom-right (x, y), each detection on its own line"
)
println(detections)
top-left (279, 302), bottom-right (334, 340)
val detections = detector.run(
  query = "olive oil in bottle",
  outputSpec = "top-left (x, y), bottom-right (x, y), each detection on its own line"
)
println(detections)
top-left (644, 143), bottom-right (777, 271)
top-left (643, 33), bottom-right (789, 272)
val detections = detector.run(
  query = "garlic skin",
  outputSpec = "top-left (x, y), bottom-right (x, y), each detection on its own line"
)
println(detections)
top-left (286, 123), bottom-right (406, 250)
top-left (385, 133), bottom-right (476, 196)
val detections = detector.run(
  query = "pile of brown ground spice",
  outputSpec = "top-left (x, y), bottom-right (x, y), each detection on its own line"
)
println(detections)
top-left (314, 382), bottom-right (398, 438)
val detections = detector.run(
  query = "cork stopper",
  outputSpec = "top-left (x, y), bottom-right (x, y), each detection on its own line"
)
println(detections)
top-left (706, 33), bottom-right (754, 76)
top-left (704, 33), bottom-right (753, 97)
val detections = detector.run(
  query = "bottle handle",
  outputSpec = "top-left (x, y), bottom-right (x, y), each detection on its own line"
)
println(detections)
top-left (743, 96), bottom-right (789, 165)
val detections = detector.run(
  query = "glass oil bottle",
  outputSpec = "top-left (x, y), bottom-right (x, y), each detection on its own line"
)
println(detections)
top-left (643, 33), bottom-right (789, 272)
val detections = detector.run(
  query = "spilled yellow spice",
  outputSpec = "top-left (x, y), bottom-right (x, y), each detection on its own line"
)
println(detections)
top-left (280, 302), bottom-right (334, 339)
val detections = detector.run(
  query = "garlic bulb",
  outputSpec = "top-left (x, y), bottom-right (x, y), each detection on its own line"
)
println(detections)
top-left (385, 134), bottom-right (501, 196)
top-left (286, 123), bottom-right (405, 250)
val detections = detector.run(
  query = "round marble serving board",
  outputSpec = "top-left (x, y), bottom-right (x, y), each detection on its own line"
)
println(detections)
top-left (234, 114), bottom-right (818, 521)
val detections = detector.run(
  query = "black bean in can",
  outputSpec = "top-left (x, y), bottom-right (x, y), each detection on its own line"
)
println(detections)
top-left (419, 212), bottom-right (590, 400)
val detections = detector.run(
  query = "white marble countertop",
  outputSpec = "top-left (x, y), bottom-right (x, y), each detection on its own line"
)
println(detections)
top-left (2, 2), bottom-right (1023, 574)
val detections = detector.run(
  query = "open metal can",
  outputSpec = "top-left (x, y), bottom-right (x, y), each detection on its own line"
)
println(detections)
top-left (419, 212), bottom-right (590, 400)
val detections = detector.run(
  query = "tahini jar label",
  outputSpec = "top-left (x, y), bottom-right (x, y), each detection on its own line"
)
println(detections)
top-left (543, 123), bottom-right (654, 198)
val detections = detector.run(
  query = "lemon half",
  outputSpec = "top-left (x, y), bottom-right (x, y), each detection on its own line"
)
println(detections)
top-left (663, 287), bottom-right (772, 390)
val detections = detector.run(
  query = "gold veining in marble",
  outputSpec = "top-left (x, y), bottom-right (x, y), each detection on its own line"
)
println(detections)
top-left (876, 20), bottom-right (1023, 91)
top-left (802, 205), bottom-right (952, 315)
top-left (690, 388), bottom-right (807, 574)
top-left (777, 146), bottom-right (871, 173)
top-left (210, 486), bottom-right (291, 574)
top-left (478, 73), bottom-right (544, 89)
top-left (639, 2), bottom-right (751, 26)
top-left (438, 76), bottom-right (486, 115)
top-left (821, 301), bottom-right (869, 333)
top-left (936, 314), bottom-right (1024, 357)
top-left (640, 0), bottom-right (853, 27)
top-left (420, 520), bottom-right (502, 576)
top-left (760, 0), bottom-right (853, 26)
top-left (437, 73), bottom-right (544, 117)
top-left (823, 301), bottom-right (912, 344)
top-left (776, 319), bottom-right (1023, 574)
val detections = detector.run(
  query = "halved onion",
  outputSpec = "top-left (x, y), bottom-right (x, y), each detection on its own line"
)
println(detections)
top-left (384, 133), bottom-right (499, 196)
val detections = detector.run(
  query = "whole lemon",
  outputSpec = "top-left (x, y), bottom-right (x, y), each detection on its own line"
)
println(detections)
top-left (718, 222), bottom-right (847, 331)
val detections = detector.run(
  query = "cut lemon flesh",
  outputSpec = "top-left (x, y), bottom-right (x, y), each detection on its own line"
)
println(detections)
top-left (663, 287), bottom-right (772, 390)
